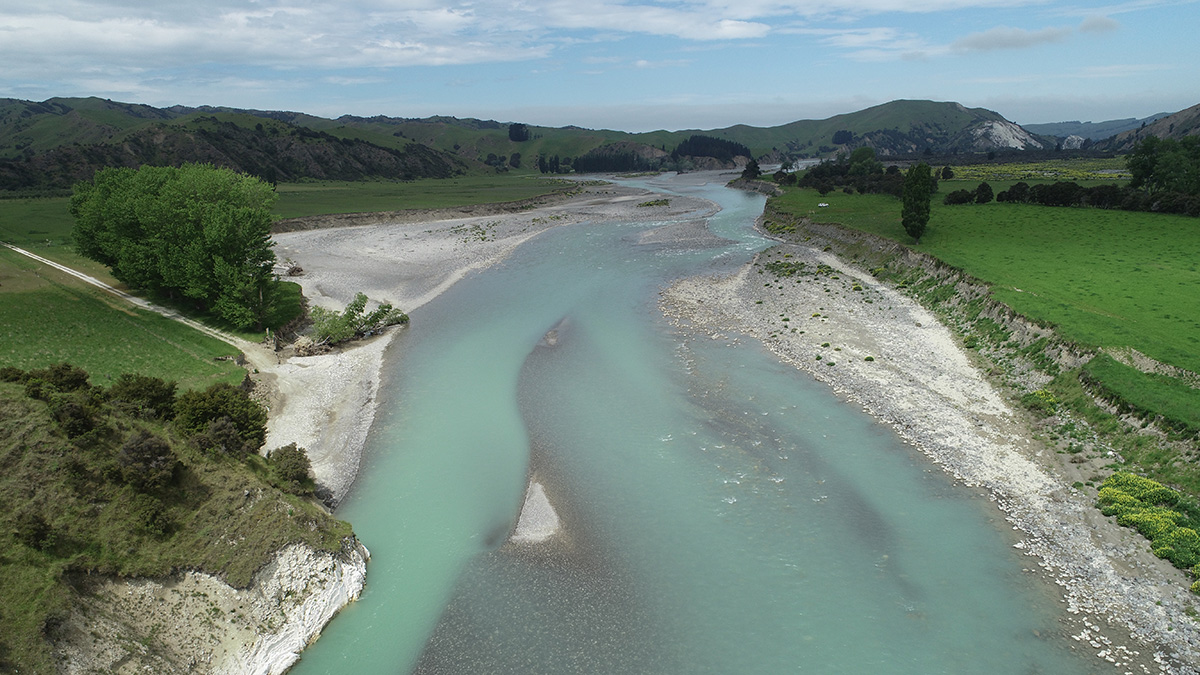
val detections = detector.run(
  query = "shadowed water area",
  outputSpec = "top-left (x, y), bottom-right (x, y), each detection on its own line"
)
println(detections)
top-left (290, 174), bottom-right (1098, 674)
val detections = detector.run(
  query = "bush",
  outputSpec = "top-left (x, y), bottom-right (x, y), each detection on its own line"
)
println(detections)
top-left (118, 431), bottom-right (177, 491)
top-left (943, 189), bottom-right (975, 205)
top-left (309, 292), bottom-right (408, 346)
top-left (974, 181), bottom-right (994, 204)
top-left (107, 374), bottom-right (177, 419)
top-left (1098, 472), bottom-right (1200, 570)
top-left (269, 443), bottom-right (314, 495)
top-left (24, 363), bottom-right (90, 392)
top-left (175, 383), bottom-right (267, 450)
top-left (189, 415), bottom-right (251, 455)
top-left (1021, 389), bottom-right (1058, 415)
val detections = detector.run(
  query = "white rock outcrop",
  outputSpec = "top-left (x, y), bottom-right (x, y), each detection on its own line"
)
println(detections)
top-left (54, 540), bottom-right (369, 674)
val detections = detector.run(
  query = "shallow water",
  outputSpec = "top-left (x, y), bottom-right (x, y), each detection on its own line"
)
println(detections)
top-left (290, 175), bottom-right (1097, 674)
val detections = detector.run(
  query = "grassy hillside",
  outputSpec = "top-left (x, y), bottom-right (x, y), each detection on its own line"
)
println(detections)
top-left (1, 97), bottom-right (1068, 194)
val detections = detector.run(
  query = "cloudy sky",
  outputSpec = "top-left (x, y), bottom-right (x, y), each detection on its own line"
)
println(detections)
top-left (2, 0), bottom-right (1197, 131)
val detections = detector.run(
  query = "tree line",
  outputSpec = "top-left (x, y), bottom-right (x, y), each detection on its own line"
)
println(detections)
top-left (70, 163), bottom-right (280, 328)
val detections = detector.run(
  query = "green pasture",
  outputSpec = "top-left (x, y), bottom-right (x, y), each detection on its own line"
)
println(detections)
top-left (773, 187), bottom-right (1200, 375)
top-left (0, 248), bottom-right (244, 390)
top-left (272, 175), bottom-right (576, 219)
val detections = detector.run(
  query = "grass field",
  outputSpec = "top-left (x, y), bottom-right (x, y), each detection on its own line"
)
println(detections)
top-left (272, 175), bottom-right (575, 218)
top-left (772, 187), bottom-right (1200, 375)
top-left (946, 157), bottom-right (1131, 182)
top-left (0, 248), bottom-right (245, 390)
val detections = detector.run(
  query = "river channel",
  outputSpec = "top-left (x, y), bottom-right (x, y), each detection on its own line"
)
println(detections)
top-left (290, 174), bottom-right (1098, 674)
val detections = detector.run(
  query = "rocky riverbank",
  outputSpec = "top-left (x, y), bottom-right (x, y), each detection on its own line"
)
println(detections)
top-left (660, 223), bottom-right (1200, 673)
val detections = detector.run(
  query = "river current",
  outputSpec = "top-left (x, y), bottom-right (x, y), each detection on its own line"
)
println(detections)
top-left (290, 174), bottom-right (1098, 673)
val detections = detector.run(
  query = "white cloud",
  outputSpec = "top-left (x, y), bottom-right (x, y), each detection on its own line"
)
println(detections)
top-left (952, 25), bottom-right (1072, 52)
top-left (1079, 15), bottom-right (1121, 32)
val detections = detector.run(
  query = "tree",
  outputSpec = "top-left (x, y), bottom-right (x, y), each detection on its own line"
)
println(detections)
top-left (848, 147), bottom-right (882, 176)
top-left (974, 181), bottom-right (994, 204)
top-left (901, 162), bottom-right (932, 244)
top-left (309, 292), bottom-right (408, 346)
top-left (741, 158), bottom-right (762, 180)
top-left (941, 166), bottom-right (954, 180)
top-left (508, 123), bottom-right (530, 142)
top-left (71, 163), bottom-right (278, 328)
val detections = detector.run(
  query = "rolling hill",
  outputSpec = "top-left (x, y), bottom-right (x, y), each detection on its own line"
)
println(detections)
top-left (0, 97), bottom-right (1081, 192)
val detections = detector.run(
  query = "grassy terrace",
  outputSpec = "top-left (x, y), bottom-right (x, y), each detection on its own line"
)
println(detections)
top-left (771, 186), bottom-right (1200, 375)
top-left (767, 177), bottom-right (1200, 513)
top-left (272, 175), bottom-right (574, 218)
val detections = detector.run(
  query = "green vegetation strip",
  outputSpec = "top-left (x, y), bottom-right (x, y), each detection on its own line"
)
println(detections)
top-left (272, 176), bottom-right (577, 219)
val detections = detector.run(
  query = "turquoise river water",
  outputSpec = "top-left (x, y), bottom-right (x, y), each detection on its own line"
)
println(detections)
top-left (290, 175), bottom-right (1099, 674)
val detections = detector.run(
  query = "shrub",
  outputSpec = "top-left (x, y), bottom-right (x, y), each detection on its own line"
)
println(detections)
top-left (107, 374), bottom-right (177, 419)
top-left (943, 189), bottom-right (974, 205)
top-left (310, 292), bottom-right (408, 346)
top-left (974, 181), bottom-right (994, 204)
top-left (26, 363), bottom-right (90, 392)
top-left (1098, 472), bottom-right (1200, 570)
top-left (1021, 389), bottom-right (1058, 415)
top-left (118, 431), bottom-right (178, 491)
top-left (175, 383), bottom-right (267, 450)
top-left (47, 392), bottom-right (99, 438)
top-left (269, 443), bottom-right (314, 495)
top-left (189, 415), bottom-right (251, 455)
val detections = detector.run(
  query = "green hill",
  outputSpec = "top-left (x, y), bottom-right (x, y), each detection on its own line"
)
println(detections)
top-left (0, 97), bottom-right (1063, 192)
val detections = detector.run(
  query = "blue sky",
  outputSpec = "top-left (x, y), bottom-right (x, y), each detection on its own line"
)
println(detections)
top-left (2, 0), bottom-right (1197, 132)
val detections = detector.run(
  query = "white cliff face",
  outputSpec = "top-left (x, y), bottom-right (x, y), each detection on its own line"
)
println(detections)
top-left (54, 540), bottom-right (369, 674)
top-left (970, 120), bottom-right (1045, 150)
top-left (219, 541), bottom-right (370, 675)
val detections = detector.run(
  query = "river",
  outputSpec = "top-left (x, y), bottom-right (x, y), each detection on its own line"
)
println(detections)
top-left (290, 174), bottom-right (1098, 674)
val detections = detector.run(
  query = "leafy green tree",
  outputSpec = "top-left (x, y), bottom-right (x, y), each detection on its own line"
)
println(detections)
top-left (741, 158), bottom-right (762, 180)
top-left (901, 162), bottom-right (932, 244)
top-left (70, 163), bottom-right (278, 328)
top-left (848, 147), bottom-right (882, 176)
top-left (508, 123), bottom-right (530, 142)
top-left (975, 181), bottom-right (994, 204)
top-left (941, 166), bottom-right (954, 180)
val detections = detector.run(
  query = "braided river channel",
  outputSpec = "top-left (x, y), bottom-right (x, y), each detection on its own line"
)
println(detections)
top-left (291, 174), bottom-right (1098, 674)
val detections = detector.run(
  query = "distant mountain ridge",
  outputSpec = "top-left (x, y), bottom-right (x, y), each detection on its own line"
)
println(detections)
top-left (1023, 114), bottom-right (1171, 141)
top-left (6, 96), bottom-right (1189, 192)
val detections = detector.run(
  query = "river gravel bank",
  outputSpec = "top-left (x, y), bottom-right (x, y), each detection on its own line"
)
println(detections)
top-left (660, 235), bottom-right (1200, 674)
